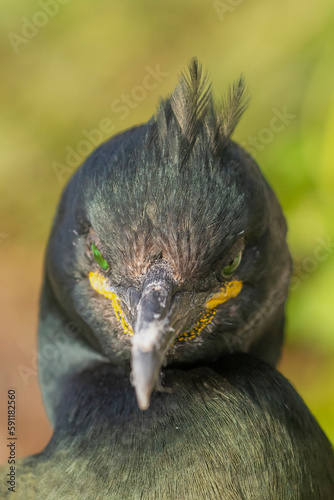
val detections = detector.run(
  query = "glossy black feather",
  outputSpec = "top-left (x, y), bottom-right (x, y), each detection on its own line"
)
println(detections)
top-left (2, 355), bottom-right (333, 499)
top-left (37, 61), bottom-right (292, 423)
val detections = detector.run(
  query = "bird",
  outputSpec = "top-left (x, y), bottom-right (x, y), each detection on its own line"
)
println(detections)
top-left (2, 59), bottom-right (333, 499)
top-left (37, 58), bottom-right (291, 422)
top-left (1, 354), bottom-right (334, 499)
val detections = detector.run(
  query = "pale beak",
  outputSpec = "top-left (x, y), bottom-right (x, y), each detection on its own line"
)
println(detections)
top-left (131, 276), bottom-right (175, 410)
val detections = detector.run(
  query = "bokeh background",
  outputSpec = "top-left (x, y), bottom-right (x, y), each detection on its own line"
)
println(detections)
top-left (1, 0), bottom-right (334, 463)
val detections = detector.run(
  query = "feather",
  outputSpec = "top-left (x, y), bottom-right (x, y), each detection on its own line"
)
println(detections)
top-left (150, 60), bottom-right (249, 168)
top-left (215, 76), bottom-right (249, 153)
top-left (170, 58), bottom-right (211, 166)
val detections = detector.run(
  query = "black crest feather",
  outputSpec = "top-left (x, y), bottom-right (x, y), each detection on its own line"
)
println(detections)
top-left (150, 58), bottom-right (249, 167)
top-left (214, 76), bottom-right (249, 154)
top-left (170, 58), bottom-right (211, 161)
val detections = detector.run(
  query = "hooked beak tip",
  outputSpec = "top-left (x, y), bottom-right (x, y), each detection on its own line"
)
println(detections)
top-left (131, 347), bottom-right (160, 411)
top-left (135, 388), bottom-right (151, 411)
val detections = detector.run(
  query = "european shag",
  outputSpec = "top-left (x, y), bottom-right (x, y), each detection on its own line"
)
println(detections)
top-left (38, 59), bottom-right (291, 419)
top-left (1, 58), bottom-right (333, 499)
top-left (1, 355), bottom-right (334, 498)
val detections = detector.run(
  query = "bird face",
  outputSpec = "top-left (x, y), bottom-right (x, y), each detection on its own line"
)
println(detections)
top-left (45, 60), bottom-right (291, 411)
top-left (86, 225), bottom-right (245, 410)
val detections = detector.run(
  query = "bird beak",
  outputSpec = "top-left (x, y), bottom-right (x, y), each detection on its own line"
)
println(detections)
top-left (131, 275), bottom-right (175, 410)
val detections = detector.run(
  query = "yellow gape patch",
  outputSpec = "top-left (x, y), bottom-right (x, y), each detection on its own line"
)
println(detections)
top-left (177, 280), bottom-right (243, 342)
top-left (88, 271), bottom-right (242, 343)
top-left (205, 280), bottom-right (243, 310)
top-left (89, 272), bottom-right (134, 336)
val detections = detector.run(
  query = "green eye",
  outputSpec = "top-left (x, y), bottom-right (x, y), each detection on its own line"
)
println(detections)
top-left (221, 250), bottom-right (242, 278)
top-left (91, 243), bottom-right (109, 271)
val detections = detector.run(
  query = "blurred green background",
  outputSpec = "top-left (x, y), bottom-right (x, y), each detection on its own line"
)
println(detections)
top-left (0, 0), bottom-right (333, 461)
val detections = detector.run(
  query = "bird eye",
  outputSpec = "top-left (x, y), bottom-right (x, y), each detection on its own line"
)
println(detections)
top-left (91, 243), bottom-right (109, 271)
top-left (221, 250), bottom-right (242, 278)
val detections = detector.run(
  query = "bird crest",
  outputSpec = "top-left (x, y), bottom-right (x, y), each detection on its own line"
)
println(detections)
top-left (150, 58), bottom-right (249, 166)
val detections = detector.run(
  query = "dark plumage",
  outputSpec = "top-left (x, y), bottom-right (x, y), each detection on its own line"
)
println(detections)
top-left (38, 59), bottom-right (291, 417)
top-left (2, 355), bottom-right (334, 499)
top-left (2, 61), bottom-right (333, 497)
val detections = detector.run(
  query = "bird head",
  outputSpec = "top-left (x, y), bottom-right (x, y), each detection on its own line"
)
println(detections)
top-left (45, 59), bottom-right (291, 410)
